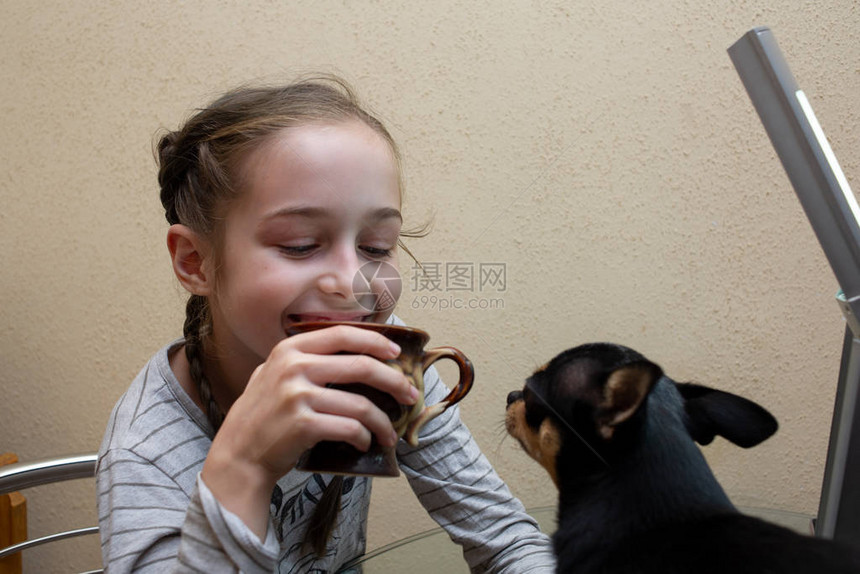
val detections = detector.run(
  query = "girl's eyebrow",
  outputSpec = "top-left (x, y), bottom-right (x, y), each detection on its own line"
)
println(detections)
top-left (262, 206), bottom-right (402, 223)
top-left (369, 207), bottom-right (403, 223)
top-left (263, 206), bottom-right (327, 220)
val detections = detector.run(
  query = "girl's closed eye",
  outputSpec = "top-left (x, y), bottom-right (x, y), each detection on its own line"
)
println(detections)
top-left (279, 243), bottom-right (319, 257)
top-left (360, 244), bottom-right (394, 258)
top-left (358, 223), bottom-right (399, 260)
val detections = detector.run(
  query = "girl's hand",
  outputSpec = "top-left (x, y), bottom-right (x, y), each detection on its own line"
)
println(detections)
top-left (201, 325), bottom-right (417, 538)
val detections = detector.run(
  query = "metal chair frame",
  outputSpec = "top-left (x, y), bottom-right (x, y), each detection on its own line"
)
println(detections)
top-left (0, 453), bottom-right (101, 574)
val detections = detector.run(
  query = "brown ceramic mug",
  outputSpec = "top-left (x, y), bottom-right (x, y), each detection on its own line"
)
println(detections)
top-left (285, 321), bottom-right (474, 477)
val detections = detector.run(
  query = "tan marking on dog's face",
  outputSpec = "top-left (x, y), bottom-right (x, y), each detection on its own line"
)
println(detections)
top-left (505, 397), bottom-right (560, 488)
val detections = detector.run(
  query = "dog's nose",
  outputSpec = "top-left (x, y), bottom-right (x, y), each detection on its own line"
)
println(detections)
top-left (506, 390), bottom-right (523, 406)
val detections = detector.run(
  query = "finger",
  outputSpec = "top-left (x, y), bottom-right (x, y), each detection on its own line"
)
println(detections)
top-left (309, 388), bottom-right (399, 448)
top-left (309, 412), bottom-right (377, 452)
top-left (300, 353), bottom-right (418, 406)
top-left (284, 325), bottom-right (402, 360)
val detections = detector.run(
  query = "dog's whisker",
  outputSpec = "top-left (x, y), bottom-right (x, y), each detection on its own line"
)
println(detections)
top-left (492, 419), bottom-right (512, 454)
top-left (492, 432), bottom-right (509, 455)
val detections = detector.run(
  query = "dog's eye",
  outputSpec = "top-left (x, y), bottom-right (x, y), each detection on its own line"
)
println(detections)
top-left (522, 386), bottom-right (550, 428)
top-left (522, 386), bottom-right (535, 404)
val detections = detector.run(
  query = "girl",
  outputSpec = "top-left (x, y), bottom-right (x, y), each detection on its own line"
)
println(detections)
top-left (97, 75), bottom-right (555, 573)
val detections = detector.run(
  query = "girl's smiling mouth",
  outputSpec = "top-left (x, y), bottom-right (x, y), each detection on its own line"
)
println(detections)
top-left (286, 313), bottom-right (372, 324)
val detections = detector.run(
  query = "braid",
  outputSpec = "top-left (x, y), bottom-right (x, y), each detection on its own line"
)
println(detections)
top-left (157, 130), bottom-right (189, 226)
top-left (183, 294), bottom-right (224, 432)
top-left (306, 476), bottom-right (344, 557)
top-left (161, 129), bottom-right (227, 434)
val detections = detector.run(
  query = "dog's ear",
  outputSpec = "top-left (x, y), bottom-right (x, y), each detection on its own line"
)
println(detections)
top-left (595, 361), bottom-right (663, 440)
top-left (678, 383), bottom-right (778, 447)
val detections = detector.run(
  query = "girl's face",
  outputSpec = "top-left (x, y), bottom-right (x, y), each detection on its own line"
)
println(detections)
top-left (209, 120), bottom-right (402, 368)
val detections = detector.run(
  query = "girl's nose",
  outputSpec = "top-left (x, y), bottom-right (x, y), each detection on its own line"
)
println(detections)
top-left (317, 245), bottom-right (361, 298)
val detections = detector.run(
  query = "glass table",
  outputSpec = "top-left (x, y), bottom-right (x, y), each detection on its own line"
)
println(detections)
top-left (337, 505), bottom-right (814, 573)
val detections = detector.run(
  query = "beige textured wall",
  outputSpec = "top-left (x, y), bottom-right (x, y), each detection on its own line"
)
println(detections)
top-left (2, 1), bottom-right (858, 571)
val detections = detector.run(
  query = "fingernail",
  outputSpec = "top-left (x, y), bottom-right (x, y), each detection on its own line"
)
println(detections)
top-left (389, 341), bottom-right (401, 356)
top-left (409, 385), bottom-right (421, 402)
top-left (390, 429), bottom-right (399, 445)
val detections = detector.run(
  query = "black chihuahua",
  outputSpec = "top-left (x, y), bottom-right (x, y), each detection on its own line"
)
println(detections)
top-left (505, 342), bottom-right (860, 573)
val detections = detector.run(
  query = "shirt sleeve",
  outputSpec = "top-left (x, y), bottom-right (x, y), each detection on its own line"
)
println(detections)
top-left (97, 448), bottom-right (279, 573)
top-left (396, 365), bottom-right (557, 574)
top-left (188, 474), bottom-right (280, 573)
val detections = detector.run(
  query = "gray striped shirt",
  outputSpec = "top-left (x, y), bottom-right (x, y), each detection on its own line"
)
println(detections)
top-left (97, 319), bottom-right (556, 573)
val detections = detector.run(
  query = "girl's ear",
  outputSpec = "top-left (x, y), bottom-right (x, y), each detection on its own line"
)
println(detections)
top-left (167, 224), bottom-right (213, 296)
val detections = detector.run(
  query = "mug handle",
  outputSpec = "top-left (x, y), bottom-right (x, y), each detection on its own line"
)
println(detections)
top-left (402, 346), bottom-right (475, 446)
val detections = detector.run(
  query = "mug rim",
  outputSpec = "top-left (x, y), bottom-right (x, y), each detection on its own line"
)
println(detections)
top-left (285, 320), bottom-right (431, 344)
